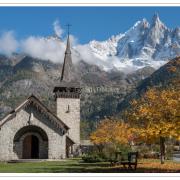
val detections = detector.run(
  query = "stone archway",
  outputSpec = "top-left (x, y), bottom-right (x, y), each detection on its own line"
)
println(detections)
top-left (13, 125), bottom-right (48, 159)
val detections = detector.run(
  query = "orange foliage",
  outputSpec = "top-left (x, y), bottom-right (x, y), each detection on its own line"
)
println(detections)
top-left (90, 119), bottom-right (133, 146)
top-left (126, 87), bottom-right (180, 143)
top-left (137, 160), bottom-right (180, 173)
top-left (167, 66), bottom-right (177, 72)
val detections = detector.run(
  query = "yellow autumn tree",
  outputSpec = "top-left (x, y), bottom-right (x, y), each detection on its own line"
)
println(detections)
top-left (90, 119), bottom-right (134, 152)
top-left (126, 87), bottom-right (180, 164)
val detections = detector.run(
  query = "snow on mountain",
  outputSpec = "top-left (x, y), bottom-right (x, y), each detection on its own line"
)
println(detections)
top-left (23, 14), bottom-right (179, 72)
top-left (85, 13), bottom-right (180, 71)
top-left (89, 34), bottom-right (123, 59)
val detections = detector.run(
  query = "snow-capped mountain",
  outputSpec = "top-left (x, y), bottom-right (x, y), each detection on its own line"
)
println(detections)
top-left (21, 13), bottom-right (179, 72)
top-left (87, 13), bottom-right (180, 71)
top-left (89, 34), bottom-right (123, 58)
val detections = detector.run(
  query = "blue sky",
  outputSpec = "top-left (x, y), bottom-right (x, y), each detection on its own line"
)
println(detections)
top-left (0, 6), bottom-right (180, 44)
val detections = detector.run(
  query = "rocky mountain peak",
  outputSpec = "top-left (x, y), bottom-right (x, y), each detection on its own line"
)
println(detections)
top-left (151, 13), bottom-right (166, 29)
top-left (141, 18), bottom-right (149, 28)
top-left (152, 13), bottom-right (160, 24)
top-left (146, 13), bottom-right (168, 48)
top-left (125, 19), bottom-right (148, 36)
top-left (86, 14), bottom-right (179, 72)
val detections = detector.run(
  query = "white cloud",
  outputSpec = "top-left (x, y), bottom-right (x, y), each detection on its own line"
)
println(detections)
top-left (53, 20), bottom-right (63, 38)
top-left (20, 19), bottom-right (80, 64)
top-left (0, 21), bottom-right (120, 71)
top-left (0, 21), bottom-right (134, 72)
top-left (75, 44), bottom-right (123, 71)
top-left (0, 31), bottom-right (18, 56)
top-left (75, 44), bottom-right (101, 65)
top-left (74, 44), bottom-right (142, 72)
top-left (21, 36), bottom-right (66, 63)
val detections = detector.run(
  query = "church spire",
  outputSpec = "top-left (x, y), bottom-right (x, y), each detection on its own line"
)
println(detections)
top-left (53, 25), bottom-right (81, 100)
top-left (65, 25), bottom-right (71, 54)
top-left (60, 25), bottom-right (73, 82)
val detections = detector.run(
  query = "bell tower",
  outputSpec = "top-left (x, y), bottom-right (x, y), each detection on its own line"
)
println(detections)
top-left (53, 29), bottom-right (81, 147)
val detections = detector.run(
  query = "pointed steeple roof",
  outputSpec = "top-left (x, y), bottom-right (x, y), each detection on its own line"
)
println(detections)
top-left (60, 33), bottom-right (74, 82)
top-left (53, 28), bottom-right (81, 99)
top-left (65, 34), bottom-right (71, 54)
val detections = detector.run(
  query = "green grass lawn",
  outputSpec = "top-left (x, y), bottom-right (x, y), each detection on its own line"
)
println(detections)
top-left (0, 158), bottom-right (179, 173)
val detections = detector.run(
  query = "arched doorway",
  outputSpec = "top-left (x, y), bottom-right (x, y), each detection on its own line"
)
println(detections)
top-left (13, 125), bottom-right (48, 159)
top-left (23, 135), bottom-right (39, 159)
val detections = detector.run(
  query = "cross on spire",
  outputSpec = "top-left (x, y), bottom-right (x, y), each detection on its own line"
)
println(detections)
top-left (66, 24), bottom-right (72, 36)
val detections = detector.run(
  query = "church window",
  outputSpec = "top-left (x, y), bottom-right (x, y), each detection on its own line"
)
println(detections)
top-left (66, 105), bottom-right (70, 113)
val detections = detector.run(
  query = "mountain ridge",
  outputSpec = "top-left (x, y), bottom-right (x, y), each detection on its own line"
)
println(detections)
top-left (0, 54), bottom-right (155, 121)
top-left (1, 14), bottom-right (178, 73)
top-left (116, 56), bottom-right (180, 116)
top-left (88, 14), bottom-right (180, 71)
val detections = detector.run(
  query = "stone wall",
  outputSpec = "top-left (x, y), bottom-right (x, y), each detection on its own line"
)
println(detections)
top-left (57, 98), bottom-right (80, 145)
top-left (0, 105), bottom-right (67, 161)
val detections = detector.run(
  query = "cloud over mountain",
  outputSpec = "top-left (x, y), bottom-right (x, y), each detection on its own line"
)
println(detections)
top-left (0, 14), bottom-right (179, 72)
top-left (0, 31), bottom-right (19, 56)
top-left (21, 35), bottom-right (66, 63)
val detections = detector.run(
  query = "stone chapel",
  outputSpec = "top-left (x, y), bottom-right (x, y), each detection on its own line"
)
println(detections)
top-left (0, 33), bottom-right (81, 161)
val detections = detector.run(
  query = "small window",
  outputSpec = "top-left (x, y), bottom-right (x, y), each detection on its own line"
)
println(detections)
top-left (66, 105), bottom-right (70, 113)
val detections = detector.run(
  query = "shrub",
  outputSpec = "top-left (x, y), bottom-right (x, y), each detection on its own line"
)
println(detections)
top-left (82, 154), bottom-right (104, 163)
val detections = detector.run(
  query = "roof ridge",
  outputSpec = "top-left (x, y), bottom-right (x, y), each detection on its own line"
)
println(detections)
top-left (0, 95), bottom-right (69, 131)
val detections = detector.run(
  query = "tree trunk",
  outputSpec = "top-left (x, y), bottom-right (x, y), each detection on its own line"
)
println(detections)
top-left (160, 136), bottom-right (165, 164)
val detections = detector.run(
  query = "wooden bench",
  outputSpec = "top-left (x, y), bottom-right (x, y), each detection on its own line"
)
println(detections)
top-left (121, 152), bottom-right (138, 170)
top-left (110, 152), bottom-right (138, 170)
top-left (109, 151), bottom-right (122, 166)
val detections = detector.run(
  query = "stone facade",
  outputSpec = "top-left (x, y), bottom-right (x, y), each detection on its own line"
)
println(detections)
top-left (57, 98), bottom-right (80, 145)
top-left (0, 102), bottom-right (67, 161)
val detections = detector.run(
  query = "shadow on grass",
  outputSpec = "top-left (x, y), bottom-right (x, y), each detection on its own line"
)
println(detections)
top-left (1, 159), bottom-right (180, 173)
top-left (28, 162), bottom-right (180, 173)
top-left (31, 166), bottom-right (180, 173)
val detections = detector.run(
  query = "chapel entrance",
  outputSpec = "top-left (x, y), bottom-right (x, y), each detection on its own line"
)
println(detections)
top-left (23, 135), bottom-right (39, 159)
top-left (14, 125), bottom-right (48, 159)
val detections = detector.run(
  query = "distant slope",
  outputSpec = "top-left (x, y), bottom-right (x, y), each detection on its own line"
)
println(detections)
top-left (117, 56), bottom-right (180, 114)
top-left (0, 55), bottom-right (154, 121)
